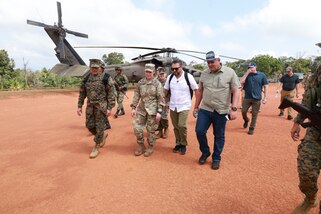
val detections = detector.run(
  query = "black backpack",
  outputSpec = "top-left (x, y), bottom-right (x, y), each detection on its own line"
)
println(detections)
top-left (83, 72), bottom-right (110, 88)
top-left (168, 71), bottom-right (193, 99)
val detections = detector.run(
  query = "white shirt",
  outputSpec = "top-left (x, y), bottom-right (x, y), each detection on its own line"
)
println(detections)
top-left (164, 72), bottom-right (198, 112)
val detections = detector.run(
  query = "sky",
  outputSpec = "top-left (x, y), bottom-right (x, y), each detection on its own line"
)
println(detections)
top-left (1, 0), bottom-right (321, 71)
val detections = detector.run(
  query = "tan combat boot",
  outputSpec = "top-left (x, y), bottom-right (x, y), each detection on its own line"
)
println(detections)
top-left (100, 131), bottom-right (108, 148)
top-left (134, 144), bottom-right (146, 156)
top-left (156, 130), bottom-right (163, 139)
top-left (89, 144), bottom-right (100, 159)
top-left (144, 145), bottom-right (154, 157)
top-left (293, 197), bottom-right (318, 214)
top-left (162, 128), bottom-right (169, 139)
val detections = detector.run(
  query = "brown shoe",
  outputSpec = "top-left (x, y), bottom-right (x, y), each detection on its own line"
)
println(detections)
top-left (144, 145), bottom-right (154, 157)
top-left (156, 130), bottom-right (163, 139)
top-left (162, 128), bottom-right (169, 139)
top-left (89, 144), bottom-right (100, 159)
top-left (293, 197), bottom-right (318, 214)
top-left (134, 144), bottom-right (146, 156)
top-left (100, 131), bottom-right (108, 148)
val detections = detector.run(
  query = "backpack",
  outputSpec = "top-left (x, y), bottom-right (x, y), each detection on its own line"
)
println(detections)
top-left (83, 72), bottom-right (110, 88)
top-left (168, 71), bottom-right (193, 99)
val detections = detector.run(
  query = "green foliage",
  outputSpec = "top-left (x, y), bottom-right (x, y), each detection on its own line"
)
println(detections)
top-left (192, 64), bottom-right (207, 71)
top-left (102, 52), bottom-right (125, 65)
top-left (250, 55), bottom-right (282, 78)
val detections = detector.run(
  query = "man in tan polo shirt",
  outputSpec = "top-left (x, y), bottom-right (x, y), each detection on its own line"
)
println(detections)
top-left (194, 51), bottom-right (241, 170)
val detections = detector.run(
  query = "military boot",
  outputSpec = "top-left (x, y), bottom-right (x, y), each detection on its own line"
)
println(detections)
top-left (89, 144), bottom-right (100, 159)
top-left (114, 109), bottom-right (120, 118)
top-left (162, 128), bottom-right (169, 139)
top-left (134, 143), bottom-right (146, 156)
top-left (99, 130), bottom-right (108, 148)
top-left (156, 130), bottom-right (163, 139)
top-left (118, 108), bottom-right (125, 116)
top-left (144, 145), bottom-right (154, 157)
top-left (293, 197), bottom-right (318, 214)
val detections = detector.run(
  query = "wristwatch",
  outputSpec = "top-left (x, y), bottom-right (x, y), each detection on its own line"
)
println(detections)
top-left (231, 107), bottom-right (237, 112)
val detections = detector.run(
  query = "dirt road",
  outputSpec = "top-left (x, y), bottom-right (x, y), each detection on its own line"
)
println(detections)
top-left (0, 84), bottom-right (319, 213)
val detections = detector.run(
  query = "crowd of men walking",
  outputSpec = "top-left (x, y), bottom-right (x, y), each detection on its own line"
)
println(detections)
top-left (77, 51), bottom-right (321, 213)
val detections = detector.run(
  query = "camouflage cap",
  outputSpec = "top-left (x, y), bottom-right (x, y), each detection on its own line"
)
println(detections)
top-left (115, 66), bottom-right (122, 71)
top-left (89, 59), bottom-right (101, 68)
top-left (100, 60), bottom-right (105, 68)
top-left (157, 67), bottom-right (165, 74)
top-left (145, 63), bottom-right (155, 72)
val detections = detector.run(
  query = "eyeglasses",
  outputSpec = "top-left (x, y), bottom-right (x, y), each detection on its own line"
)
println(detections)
top-left (171, 67), bottom-right (180, 71)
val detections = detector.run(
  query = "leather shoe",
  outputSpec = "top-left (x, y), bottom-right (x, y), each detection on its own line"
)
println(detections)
top-left (212, 160), bottom-right (220, 170)
top-left (172, 145), bottom-right (181, 153)
top-left (243, 120), bottom-right (249, 128)
top-left (180, 145), bottom-right (186, 155)
top-left (199, 153), bottom-right (211, 165)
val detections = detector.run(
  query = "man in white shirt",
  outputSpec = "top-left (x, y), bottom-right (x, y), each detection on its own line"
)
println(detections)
top-left (164, 59), bottom-right (199, 155)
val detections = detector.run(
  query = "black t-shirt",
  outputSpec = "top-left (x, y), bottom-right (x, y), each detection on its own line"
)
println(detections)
top-left (280, 74), bottom-right (299, 91)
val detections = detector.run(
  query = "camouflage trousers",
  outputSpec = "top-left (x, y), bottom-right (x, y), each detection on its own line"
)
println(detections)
top-left (116, 91), bottom-right (125, 110)
top-left (157, 111), bottom-right (168, 131)
top-left (86, 104), bottom-right (107, 144)
top-left (133, 111), bottom-right (159, 146)
top-left (297, 127), bottom-right (321, 200)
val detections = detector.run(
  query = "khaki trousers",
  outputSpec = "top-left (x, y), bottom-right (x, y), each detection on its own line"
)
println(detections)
top-left (280, 89), bottom-right (295, 116)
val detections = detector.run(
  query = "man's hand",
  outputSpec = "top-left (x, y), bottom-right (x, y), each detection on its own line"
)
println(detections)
top-left (77, 108), bottom-right (82, 116)
top-left (262, 97), bottom-right (267, 104)
top-left (131, 109), bottom-right (136, 117)
top-left (156, 113), bottom-right (161, 122)
top-left (229, 110), bottom-right (237, 120)
top-left (291, 122), bottom-right (301, 141)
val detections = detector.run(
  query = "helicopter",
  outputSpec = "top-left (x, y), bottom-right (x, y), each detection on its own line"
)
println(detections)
top-left (26, 1), bottom-right (243, 82)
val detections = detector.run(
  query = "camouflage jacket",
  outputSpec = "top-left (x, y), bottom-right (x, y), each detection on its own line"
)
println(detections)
top-left (114, 74), bottom-right (129, 91)
top-left (130, 78), bottom-right (164, 115)
top-left (78, 72), bottom-right (116, 112)
top-left (294, 73), bottom-right (321, 125)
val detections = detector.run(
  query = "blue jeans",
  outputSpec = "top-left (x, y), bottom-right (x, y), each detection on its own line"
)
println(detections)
top-left (195, 109), bottom-right (227, 161)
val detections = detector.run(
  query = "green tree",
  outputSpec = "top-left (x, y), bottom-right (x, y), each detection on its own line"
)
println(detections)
top-left (102, 52), bottom-right (124, 65)
top-left (250, 55), bottom-right (282, 78)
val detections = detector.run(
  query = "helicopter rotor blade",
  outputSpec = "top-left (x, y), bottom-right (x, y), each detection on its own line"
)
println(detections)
top-left (58, 36), bottom-right (65, 59)
top-left (131, 50), bottom-right (166, 60)
top-left (57, 2), bottom-right (62, 27)
top-left (65, 29), bottom-right (88, 38)
top-left (176, 49), bottom-right (206, 54)
top-left (27, 20), bottom-right (51, 28)
top-left (74, 45), bottom-right (161, 51)
top-left (175, 52), bottom-right (206, 61)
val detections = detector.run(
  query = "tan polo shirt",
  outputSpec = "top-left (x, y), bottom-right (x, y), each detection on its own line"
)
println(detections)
top-left (199, 65), bottom-right (240, 114)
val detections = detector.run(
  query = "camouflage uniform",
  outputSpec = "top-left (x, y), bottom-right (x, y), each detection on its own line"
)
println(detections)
top-left (130, 67), bottom-right (164, 153)
top-left (78, 65), bottom-right (115, 145)
top-left (114, 70), bottom-right (129, 115)
top-left (156, 69), bottom-right (169, 138)
top-left (293, 66), bottom-right (321, 212)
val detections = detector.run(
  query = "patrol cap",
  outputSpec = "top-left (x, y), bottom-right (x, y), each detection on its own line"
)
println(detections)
top-left (157, 67), bottom-right (165, 74)
top-left (206, 51), bottom-right (220, 61)
top-left (248, 62), bottom-right (256, 68)
top-left (145, 63), bottom-right (155, 72)
top-left (100, 60), bottom-right (105, 68)
top-left (89, 59), bottom-right (101, 68)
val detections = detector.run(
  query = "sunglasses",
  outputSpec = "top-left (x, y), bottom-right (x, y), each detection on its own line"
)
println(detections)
top-left (171, 67), bottom-right (180, 71)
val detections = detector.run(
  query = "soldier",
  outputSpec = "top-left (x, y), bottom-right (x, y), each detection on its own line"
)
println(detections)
top-left (113, 66), bottom-right (129, 117)
top-left (156, 67), bottom-right (169, 139)
top-left (302, 69), bottom-right (312, 91)
top-left (77, 59), bottom-right (115, 159)
top-left (290, 64), bottom-right (321, 213)
top-left (100, 61), bottom-right (116, 129)
top-left (130, 63), bottom-right (164, 157)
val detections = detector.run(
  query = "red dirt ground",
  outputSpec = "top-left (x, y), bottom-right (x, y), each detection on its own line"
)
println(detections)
top-left (0, 84), bottom-right (320, 213)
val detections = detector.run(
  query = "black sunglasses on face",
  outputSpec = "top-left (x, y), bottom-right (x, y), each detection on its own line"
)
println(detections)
top-left (171, 67), bottom-right (180, 71)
